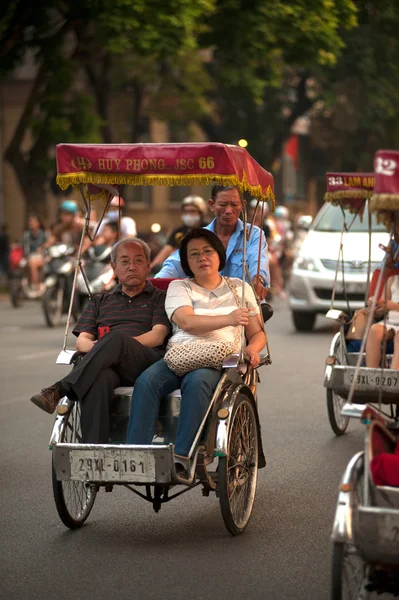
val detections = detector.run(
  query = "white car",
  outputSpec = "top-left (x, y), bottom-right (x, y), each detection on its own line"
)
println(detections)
top-left (288, 202), bottom-right (389, 331)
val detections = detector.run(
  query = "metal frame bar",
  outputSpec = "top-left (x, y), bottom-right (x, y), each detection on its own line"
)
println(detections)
top-left (61, 185), bottom-right (113, 351)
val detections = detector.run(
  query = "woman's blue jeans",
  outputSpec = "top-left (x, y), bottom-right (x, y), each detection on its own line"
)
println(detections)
top-left (126, 360), bottom-right (221, 457)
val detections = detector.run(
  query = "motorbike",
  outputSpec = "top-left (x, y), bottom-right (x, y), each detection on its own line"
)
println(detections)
top-left (8, 245), bottom-right (45, 308)
top-left (42, 244), bottom-right (76, 327)
top-left (75, 245), bottom-right (115, 312)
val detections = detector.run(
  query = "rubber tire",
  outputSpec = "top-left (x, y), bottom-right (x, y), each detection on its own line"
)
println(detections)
top-left (292, 310), bottom-right (316, 332)
top-left (42, 285), bottom-right (63, 327)
top-left (331, 542), bottom-right (345, 600)
top-left (327, 388), bottom-right (350, 436)
top-left (9, 278), bottom-right (23, 308)
top-left (218, 394), bottom-right (259, 536)
top-left (52, 407), bottom-right (97, 529)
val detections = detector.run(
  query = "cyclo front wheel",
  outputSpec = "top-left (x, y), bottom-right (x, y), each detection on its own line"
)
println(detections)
top-left (331, 455), bottom-right (369, 600)
top-left (327, 333), bottom-right (349, 436)
top-left (52, 402), bottom-right (97, 528)
top-left (218, 393), bottom-right (258, 536)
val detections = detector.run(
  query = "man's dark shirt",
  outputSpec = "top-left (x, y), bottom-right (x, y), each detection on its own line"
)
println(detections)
top-left (72, 282), bottom-right (170, 356)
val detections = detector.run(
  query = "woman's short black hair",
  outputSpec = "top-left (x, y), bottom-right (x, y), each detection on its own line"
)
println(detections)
top-left (179, 228), bottom-right (226, 277)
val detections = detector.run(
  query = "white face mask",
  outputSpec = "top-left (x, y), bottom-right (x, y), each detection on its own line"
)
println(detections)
top-left (107, 210), bottom-right (119, 221)
top-left (182, 214), bottom-right (201, 227)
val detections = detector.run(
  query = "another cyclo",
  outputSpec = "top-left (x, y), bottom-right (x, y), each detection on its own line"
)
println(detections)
top-left (49, 142), bottom-right (274, 536)
top-left (330, 149), bottom-right (399, 599)
top-left (322, 171), bottom-right (399, 435)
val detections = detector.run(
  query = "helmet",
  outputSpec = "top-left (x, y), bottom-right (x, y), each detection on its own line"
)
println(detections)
top-left (181, 195), bottom-right (207, 216)
top-left (249, 198), bottom-right (270, 215)
top-left (60, 200), bottom-right (78, 214)
top-left (110, 196), bottom-right (125, 207)
top-left (275, 206), bottom-right (289, 219)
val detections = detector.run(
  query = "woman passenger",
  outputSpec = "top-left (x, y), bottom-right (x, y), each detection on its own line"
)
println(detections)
top-left (126, 228), bottom-right (266, 471)
top-left (366, 274), bottom-right (399, 369)
top-left (23, 215), bottom-right (47, 291)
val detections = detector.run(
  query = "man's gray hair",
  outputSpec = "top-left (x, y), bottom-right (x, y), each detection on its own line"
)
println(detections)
top-left (111, 237), bottom-right (151, 263)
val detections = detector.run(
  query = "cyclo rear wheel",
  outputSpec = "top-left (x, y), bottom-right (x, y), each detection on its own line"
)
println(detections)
top-left (52, 402), bottom-right (97, 528)
top-left (218, 393), bottom-right (258, 536)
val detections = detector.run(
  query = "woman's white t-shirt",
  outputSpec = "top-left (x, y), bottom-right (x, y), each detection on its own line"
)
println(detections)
top-left (165, 277), bottom-right (260, 350)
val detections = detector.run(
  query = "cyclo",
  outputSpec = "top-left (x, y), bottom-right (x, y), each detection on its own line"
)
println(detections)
top-left (322, 171), bottom-right (399, 435)
top-left (49, 142), bottom-right (274, 536)
top-left (329, 149), bottom-right (399, 599)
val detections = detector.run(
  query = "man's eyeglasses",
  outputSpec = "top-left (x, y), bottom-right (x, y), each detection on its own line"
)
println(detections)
top-left (187, 248), bottom-right (216, 261)
top-left (116, 258), bottom-right (147, 267)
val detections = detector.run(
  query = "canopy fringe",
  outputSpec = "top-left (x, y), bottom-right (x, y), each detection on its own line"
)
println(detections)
top-left (56, 172), bottom-right (276, 210)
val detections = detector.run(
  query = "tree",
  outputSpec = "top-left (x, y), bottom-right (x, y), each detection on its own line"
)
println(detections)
top-left (309, 0), bottom-right (399, 173)
top-left (191, 0), bottom-right (358, 166)
top-left (0, 0), bottom-right (214, 215)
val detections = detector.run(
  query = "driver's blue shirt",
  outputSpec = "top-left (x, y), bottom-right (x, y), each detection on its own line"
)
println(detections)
top-left (155, 218), bottom-right (270, 287)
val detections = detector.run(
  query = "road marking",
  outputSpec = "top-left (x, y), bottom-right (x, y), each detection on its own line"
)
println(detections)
top-left (16, 350), bottom-right (57, 360)
top-left (2, 326), bottom-right (22, 332)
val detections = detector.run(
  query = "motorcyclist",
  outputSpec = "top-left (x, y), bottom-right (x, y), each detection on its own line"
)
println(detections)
top-left (44, 200), bottom-right (82, 249)
top-left (97, 196), bottom-right (137, 239)
top-left (150, 195), bottom-right (208, 271)
top-left (274, 205), bottom-right (294, 284)
top-left (248, 199), bottom-right (285, 299)
top-left (22, 215), bottom-right (47, 293)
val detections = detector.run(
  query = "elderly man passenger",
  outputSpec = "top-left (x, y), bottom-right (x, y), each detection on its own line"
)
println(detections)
top-left (156, 185), bottom-right (270, 299)
top-left (30, 238), bottom-right (170, 444)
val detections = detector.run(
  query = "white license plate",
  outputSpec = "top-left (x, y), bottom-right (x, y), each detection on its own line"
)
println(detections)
top-left (336, 282), bottom-right (365, 294)
top-left (344, 370), bottom-right (399, 391)
top-left (70, 448), bottom-right (156, 481)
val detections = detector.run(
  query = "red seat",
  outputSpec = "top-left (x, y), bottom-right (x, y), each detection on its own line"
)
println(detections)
top-left (368, 268), bottom-right (399, 300)
top-left (149, 278), bottom-right (179, 291)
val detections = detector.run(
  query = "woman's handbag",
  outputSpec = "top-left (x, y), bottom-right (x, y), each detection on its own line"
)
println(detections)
top-left (164, 277), bottom-right (242, 377)
top-left (345, 308), bottom-right (369, 341)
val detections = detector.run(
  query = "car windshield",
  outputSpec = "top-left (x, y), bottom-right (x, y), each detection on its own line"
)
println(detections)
top-left (313, 203), bottom-right (386, 233)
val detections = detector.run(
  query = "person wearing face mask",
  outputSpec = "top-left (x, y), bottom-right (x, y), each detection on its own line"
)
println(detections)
top-left (150, 195), bottom-right (207, 272)
top-left (97, 196), bottom-right (137, 239)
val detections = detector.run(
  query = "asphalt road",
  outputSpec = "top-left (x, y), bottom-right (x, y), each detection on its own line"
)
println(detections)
top-left (0, 298), bottom-right (367, 600)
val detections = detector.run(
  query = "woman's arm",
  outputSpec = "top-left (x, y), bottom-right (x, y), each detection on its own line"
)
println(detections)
top-left (172, 305), bottom-right (249, 335)
top-left (376, 277), bottom-right (399, 311)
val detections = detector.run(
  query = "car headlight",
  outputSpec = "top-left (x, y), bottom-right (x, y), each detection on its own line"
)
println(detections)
top-left (294, 256), bottom-right (320, 272)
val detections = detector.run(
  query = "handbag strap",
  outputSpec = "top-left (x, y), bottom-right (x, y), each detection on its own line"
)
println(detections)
top-left (223, 276), bottom-right (241, 309)
top-left (223, 276), bottom-right (243, 345)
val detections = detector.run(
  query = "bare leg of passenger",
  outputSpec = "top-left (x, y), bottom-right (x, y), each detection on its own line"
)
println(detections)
top-left (365, 324), bottom-right (385, 368)
top-left (391, 332), bottom-right (399, 370)
top-left (28, 256), bottom-right (43, 288)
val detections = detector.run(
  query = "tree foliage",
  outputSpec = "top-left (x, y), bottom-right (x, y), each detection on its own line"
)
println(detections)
top-left (2, 0), bottom-right (399, 216)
